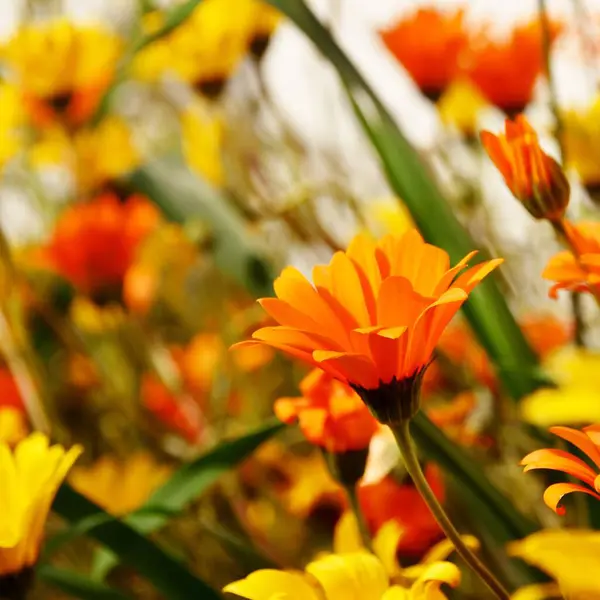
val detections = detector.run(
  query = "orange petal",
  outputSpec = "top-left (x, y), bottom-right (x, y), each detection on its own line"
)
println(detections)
top-left (521, 448), bottom-right (597, 487)
top-left (451, 258), bottom-right (503, 293)
top-left (313, 350), bottom-right (379, 389)
top-left (433, 250), bottom-right (478, 295)
top-left (347, 234), bottom-right (381, 323)
top-left (543, 482), bottom-right (600, 515)
top-left (329, 251), bottom-right (371, 328)
top-left (481, 130), bottom-right (513, 182)
top-left (376, 276), bottom-right (430, 328)
top-left (550, 426), bottom-right (600, 469)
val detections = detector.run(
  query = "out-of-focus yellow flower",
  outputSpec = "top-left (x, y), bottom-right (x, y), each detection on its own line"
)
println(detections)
top-left (224, 547), bottom-right (461, 599)
top-left (70, 452), bottom-right (171, 515)
top-left (0, 408), bottom-right (28, 447)
top-left (181, 108), bottom-right (225, 186)
top-left (70, 297), bottom-right (125, 333)
top-left (134, 0), bottom-right (280, 93)
top-left (0, 433), bottom-right (81, 576)
top-left (0, 83), bottom-right (24, 169)
top-left (521, 347), bottom-right (600, 426)
top-left (509, 530), bottom-right (600, 599)
top-left (437, 79), bottom-right (488, 138)
top-left (73, 117), bottom-right (139, 192)
top-left (369, 199), bottom-right (414, 237)
top-left (28, 126), bottom-right (71, 166)
top-left (564, 97), bottom-right (600, 189)
top-left (4, 19), bottom-right (122, 126)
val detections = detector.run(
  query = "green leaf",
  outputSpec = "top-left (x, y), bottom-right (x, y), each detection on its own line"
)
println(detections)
top-left (52, 486), bottom-right (222, 600)
top-left (37, 565), bottom-right (132, 600)
top-left (129, 159), bottom-right (275, 297)
top-left (266, 0), bottom-right (541, 402)
top-left (92, 419), bottom-right (285, 578)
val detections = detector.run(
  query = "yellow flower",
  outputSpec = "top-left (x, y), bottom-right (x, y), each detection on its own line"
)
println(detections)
top-left (73, 117), bottom-right (139, 192)
top-left (563, 97), bottom-right (600, 188)
top-left (0, 433), bottom-right (82, 576)
top-left (4, 19), bottom-right (122, 126)
top-left (368, 199), bottom-right (414, 237)
top-left (181, 107), bottom-right (225, 186)
top-left (437, 79), bottom-right (488, 138)
top-left (520, 347), bottom-right (600, 426)
top-left (0, 83), bottom-right (24, 169)
top-left (509, 530), bottom-right (600, 599)
top-left (69, 452), bottom-right (171, 516)
top-left (0, 408), bottom-right (28, 447)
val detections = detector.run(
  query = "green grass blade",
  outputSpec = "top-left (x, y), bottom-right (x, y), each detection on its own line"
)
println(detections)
top-left (37, 566), bottom-right (132, 600)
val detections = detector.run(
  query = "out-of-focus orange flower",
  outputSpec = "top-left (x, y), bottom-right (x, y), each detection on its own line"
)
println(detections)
top-left (359, 466), bottom-right (444, 557)
top-left (481, 116), bottom-right (570, 222)
top-left (379, 8), bottom-right (467, 102)
top-left (0, 369), bottom-right (24, 412)
top-left (275, 370), bottom-right (379, 453)
top-left (464, 21), bottom-right (561, 115)
top-left (178, 333), bottom-right (222, 393)
top-left (520, 314), bottom-right (573, 356)
top-left (141, 373), bottom-right (205, 444)
top-left (5, 20), bottom-right (122, 128)
top-left (232, 344), bottom-right (274, 372)
top-left (233, 230), bottom-right (501, 425)
top-left (44, 194), bottom-right (161, 294)
top-left (543, 220), bottom-right (600, 298)
top-left (521, 425), bottom-right (600, 514)
top-left (427, 391), bottom-right (485, 447)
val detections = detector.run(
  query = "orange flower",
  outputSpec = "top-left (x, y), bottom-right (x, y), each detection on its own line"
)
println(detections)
top-left (521, 425), bottom-right (600, 514)
top-left (275, 369), bottom-right (378, 453)
top-left (543, 221), bottom-right (600, 298)
top-left (520, 314), bottom-right (573, 356)
top-left (234, 230), bottom-right (502, 424)
top-left (45, 194), bottom-right (161, 295)
top-left (379, 8), bottom-right (466, 102)
top-left (464, 21), bottom-right (561, 115)
top-left (358, 466), bottom-right (444, 556)
top-left (0, 369), bottom-right (24, 412)
top-left (481, 116), bottom-right (570, 221)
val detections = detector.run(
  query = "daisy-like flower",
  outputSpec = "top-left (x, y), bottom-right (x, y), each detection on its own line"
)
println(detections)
top-left (233, 230), bottom-right (502, 425)
top-left (379, 8), bottom-right (467, 102)
top-left (543, 220), bottom-right (600, 298)
top-left (275, 369), bottom-right (379, 453)
top-left (521, 425), bottom-right (600, 514)
top-left (464, 21), bottom-right (561, 116)
top-left (481, 116), bottom-right (570, 222)
top-left (0, 433), bottom-right (81, 592)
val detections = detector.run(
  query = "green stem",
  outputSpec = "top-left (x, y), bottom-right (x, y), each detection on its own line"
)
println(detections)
top-left (345, 483), bottom-right (372, 551)
top-left (391, 420), bottom-right (510, 600)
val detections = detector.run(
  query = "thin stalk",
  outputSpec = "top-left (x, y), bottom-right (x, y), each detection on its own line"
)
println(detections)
top-left (345, 483), bottom-right (372, 551)
top-left (391, 420), bottom-right (510, 600)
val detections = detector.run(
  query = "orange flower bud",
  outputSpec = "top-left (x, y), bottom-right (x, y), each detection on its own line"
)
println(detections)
top-left (481, 116), bottom-right (570, 222)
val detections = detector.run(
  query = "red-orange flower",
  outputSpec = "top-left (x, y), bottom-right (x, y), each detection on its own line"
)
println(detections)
top-left (358, 465), bottom-right (444, 556)
top-left (464, 21), bottom-right (561, 115)
top-left (275, 369), bottom-right (379, 453)
top-left (379, 8), bottom-right (467, 101)
top-left (0, 369), bottom-right (24, 412)
top-left (521, 425), bottom-right (600, 514)
top-left (481, 116), bottom-right (570, 221)
top-left (543, 220), bottom-right (600, 298)
top-left (45, 194), bottom-right (160, 294)
top-left (234, 230), bottom-right (502, 424)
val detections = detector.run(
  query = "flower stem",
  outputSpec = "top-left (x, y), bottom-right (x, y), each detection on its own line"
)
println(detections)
top-left (345, 483), bottom-right (372, 551)
top-left (391, 420), bottom-right (510, 600)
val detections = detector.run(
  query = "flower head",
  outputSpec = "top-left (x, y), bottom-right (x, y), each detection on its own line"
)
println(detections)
top-left (233, 230), bottom-right (502, 424)
top-left (481, 116), bottom-right (570, 221)
top-left (0, 433), bottom-right (81, 576)
top-left (543, 220), bottom-right (600, 298)
top-left (464, 21), bottom-right (561, 115)
top-left (380, 8), bottom-right (467, 102)
top-left (4, 19), bottom-right (121, 127)
top-left (521, 425), bottom-right (600, 514)
top-left (437, 79), bottom-right (488, 138)
top-left (44, 194), bottom-right (161, 295)
top-left (69, 452), bottom-right (171, 515)
top-left (275, 369), bottom-right (379, 453)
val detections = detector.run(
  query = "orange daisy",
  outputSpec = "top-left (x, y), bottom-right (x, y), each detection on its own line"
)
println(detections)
top-left (233, 230), bottom-right (502, 424)
top-left (379, 8), bottom-right (467, 102)
top-left (359, 466), bottom-right (444, 557)
top-left (521, 425), bottom-right (600, 514)
top-left (275, 369), bottom-right (379, 453)
top-left (481, 116), bottom-right (570, 222)
top-left (543, 220), bottom-right (600, 298)
top-left (44, 194), bottom-right (161, 295)
top-left (464, 21), bottom-right (561, 116)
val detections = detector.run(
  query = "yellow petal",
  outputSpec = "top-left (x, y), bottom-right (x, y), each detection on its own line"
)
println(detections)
top-left (305, 553), bottom-right (389, 600)
top-left (382, 586), bottom-right (410, 600)
top-left (409, 562), bottom-right (461, 599)
top-left (510, 583), bottom-right (562, 600)
top-left (223, 570), bottom-right (322, 600)
top-left (0, 442), bottom-right (21, 547)
top-left (372, 520), bottom-right (404, 578)
top-left (333, 511), bottom-right (364, 554)
top-left (420, 535), bottom-right (480, 564)
top-left (520, 386), bottom-right (600, 427)
top-left (508, 530), bottom-right (600, 596)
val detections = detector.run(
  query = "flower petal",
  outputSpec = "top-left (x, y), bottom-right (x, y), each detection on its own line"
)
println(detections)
top-left (543, 482), bottom-right (600, 515)
top-left (223, 570), bottom-right (321, 600)
top-left (550, 426), bottom-right (600, 469)
top-left (521, 448), bottom-right (598, 487)
top-left (313, 351), bottom-right (379, 389)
